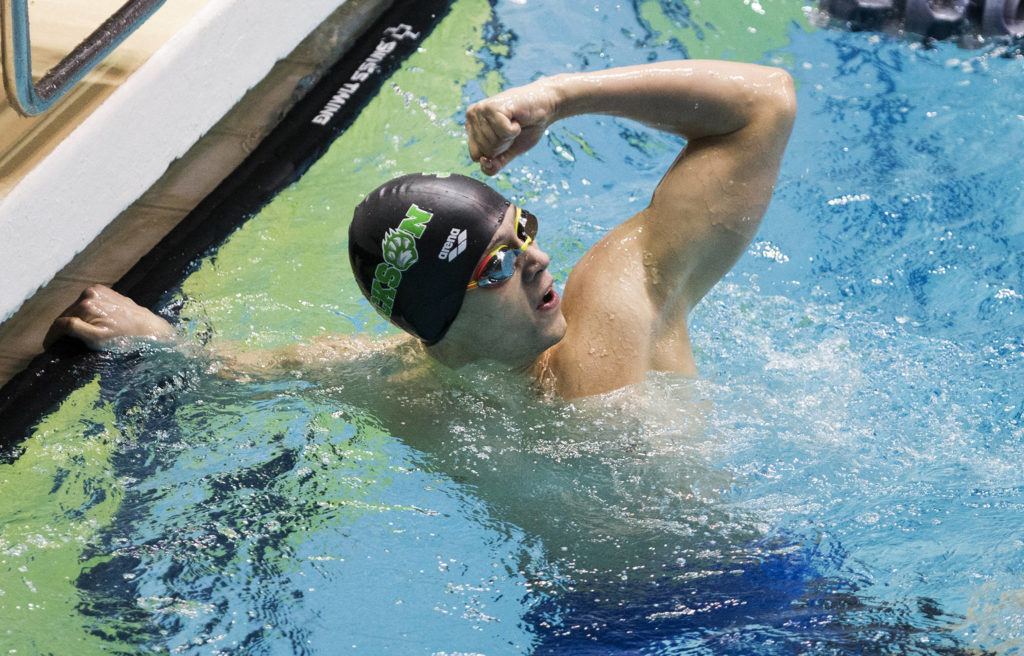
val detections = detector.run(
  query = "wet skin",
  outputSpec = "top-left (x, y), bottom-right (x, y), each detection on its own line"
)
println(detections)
top-left (50, 60), bottom-right (796, 400)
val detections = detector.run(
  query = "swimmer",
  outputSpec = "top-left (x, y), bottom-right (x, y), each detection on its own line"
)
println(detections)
top-left (48, 60), bottom-right (796, 398)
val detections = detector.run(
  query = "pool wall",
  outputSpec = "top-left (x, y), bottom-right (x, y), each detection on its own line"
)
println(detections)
top-left (0, 0), bottom-right (395, 387)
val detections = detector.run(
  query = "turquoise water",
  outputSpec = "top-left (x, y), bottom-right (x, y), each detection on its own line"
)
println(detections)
top-left (3, 0), bottom-right (1023, 653)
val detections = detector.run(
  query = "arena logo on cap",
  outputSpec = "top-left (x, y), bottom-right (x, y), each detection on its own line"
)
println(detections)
top-left (438, 228), bottom-right (467, 262)
top-left (370, 204), bottom-right (433, 317)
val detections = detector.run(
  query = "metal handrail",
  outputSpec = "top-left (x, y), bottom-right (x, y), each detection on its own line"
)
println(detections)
top-left (1, 0), bottom-right (166, 116)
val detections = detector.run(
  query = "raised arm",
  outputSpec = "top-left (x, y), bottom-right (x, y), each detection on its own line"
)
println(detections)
top-left (467, 61), bottom-right (796, 395)
top-left (467, 61), bottom-right (793, 173)
top-left (467, 60), bottom-right (795, 305)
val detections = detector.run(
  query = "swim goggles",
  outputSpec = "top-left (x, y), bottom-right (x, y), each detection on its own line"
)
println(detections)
top-left (466, 207), bottom-right (539, 289)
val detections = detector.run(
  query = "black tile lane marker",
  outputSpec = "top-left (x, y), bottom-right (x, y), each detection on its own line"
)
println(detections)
top-left (0, 0), bottom-right (455, 457)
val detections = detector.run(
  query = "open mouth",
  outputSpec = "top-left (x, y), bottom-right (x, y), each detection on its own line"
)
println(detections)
top-left (536, 287), bottom-right (559, 311)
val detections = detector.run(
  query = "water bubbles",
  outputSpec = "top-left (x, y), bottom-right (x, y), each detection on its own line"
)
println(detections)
top-left (856, 511), bottom-right (881, 525)
top-left (749, 240), bottom-right (790, 264)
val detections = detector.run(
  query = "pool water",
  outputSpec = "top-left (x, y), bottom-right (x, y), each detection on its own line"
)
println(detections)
top-left (2, 0), bottom-right (1023, 653)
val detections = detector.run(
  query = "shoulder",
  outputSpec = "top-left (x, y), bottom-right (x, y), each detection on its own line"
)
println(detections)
top-left (546, 217), bottom-right (691, 397)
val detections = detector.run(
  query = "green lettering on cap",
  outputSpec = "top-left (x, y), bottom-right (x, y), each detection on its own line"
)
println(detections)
top-left (374, 261), bottom-right (402, 288)
top-left (369, 204), bottom-right (435, 319)
top-left (370, 276), bottom-right (397, 316)
top-left (397, 203), bottom-right (432, 238)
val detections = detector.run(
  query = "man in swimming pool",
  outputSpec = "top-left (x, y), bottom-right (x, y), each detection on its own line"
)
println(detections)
top-left (48, 60), bottom-right (796, 398)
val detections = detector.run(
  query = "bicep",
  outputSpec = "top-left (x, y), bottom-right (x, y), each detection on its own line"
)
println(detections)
top-left (636, 105), bottom-right (795, 311)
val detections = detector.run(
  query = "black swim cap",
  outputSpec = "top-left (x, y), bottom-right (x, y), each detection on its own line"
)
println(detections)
top-left (349, 173), bottom-right (510, 344)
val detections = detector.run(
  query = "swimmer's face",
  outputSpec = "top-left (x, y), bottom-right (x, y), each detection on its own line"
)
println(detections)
top-left (442, 204), bottom-right (566, 367)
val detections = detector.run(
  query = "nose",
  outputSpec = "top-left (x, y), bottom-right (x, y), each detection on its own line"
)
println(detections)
top-left (521, 242), bottom-right (550, 282)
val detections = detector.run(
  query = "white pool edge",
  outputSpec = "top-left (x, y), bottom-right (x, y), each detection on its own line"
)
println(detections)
top-left (0, 0), bottom-right (353, 323)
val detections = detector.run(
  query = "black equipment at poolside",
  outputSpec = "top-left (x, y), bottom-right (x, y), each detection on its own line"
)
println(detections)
top-left (820, 0), bottom-right (1024, 42)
